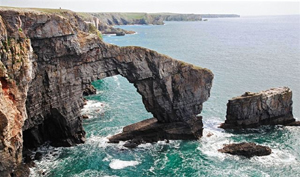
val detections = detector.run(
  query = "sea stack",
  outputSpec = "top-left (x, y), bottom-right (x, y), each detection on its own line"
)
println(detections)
top-left (220, 87), bottom-right (295, 129)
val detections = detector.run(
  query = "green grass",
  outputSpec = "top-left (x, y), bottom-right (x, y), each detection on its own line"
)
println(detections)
top-left (121, 13), bottom-right (147, 20)
top-left (76, 12), bottom-right (94, 21)
top-left (88, 23), bottom-right (102, 39)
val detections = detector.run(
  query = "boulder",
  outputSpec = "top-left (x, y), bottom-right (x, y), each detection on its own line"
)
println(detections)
top-left (218, 142), bottom-right (272, 158)
top-left (83, 85), bottom-right (96, 96)
top-left (116, 31), bottom-right (125, 36)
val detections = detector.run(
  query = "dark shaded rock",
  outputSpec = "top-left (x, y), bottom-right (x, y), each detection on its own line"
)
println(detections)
top-left (116, 32), bottom-right (125, 36)
top-left (220, 87), bottom-right (295, 129)
top-left (123, 140), bottom-right (141, 148)
top-left (83, 85), bottom-right (96, 96)
top-left (285, 121), bottom-right (300, 126)
top-left (34, 152), bottom-right (43, 161)
top-left (82, 114), bottom-right (89, 119)
top-left (218, 142), bottom-right (272, 158)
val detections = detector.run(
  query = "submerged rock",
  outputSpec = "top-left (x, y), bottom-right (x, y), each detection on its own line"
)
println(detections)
top-left (218, 142), bottom-right (272, 158)
top-left (220, 87), bottom-right (295, 129)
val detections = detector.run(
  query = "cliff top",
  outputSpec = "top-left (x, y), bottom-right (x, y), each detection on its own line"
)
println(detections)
top-left (231, 87), bottom-right (291, 100)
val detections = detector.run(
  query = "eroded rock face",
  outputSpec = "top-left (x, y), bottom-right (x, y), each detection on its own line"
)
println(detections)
top-left (220, 87), bottom-right (295, 129)
top-left (0, 8), bottom-right (213, 175)
top-left (218, 142), bottom-right (272, 158)
top-left (0, 14), bottom-right (33, 176)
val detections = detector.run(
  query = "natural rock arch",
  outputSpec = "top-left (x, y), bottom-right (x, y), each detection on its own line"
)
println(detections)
top-left (24, 36), bottom-right (213, 146)
top-left (0, 9), bottom-right (213, 175)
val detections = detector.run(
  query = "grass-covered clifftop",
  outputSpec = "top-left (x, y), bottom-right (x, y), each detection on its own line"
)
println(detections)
top-left (86, 12), bottom-right (240, 26)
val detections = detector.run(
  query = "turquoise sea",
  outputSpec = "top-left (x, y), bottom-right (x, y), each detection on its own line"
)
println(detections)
top-left (31, 15), bottom-right (300, 176)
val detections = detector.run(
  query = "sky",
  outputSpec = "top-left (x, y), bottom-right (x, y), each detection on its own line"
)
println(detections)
top-left (0, 0), bottom-right (299, 16)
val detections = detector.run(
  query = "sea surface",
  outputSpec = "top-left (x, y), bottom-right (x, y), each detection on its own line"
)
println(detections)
top-left (31, 15), bottom-right (300, 176)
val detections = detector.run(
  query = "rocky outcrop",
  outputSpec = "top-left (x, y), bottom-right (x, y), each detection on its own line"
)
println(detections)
top-left (84, 16), bottom-right (135, 35)
top-left (83, 85), bottom-right (96, 96)
top-left (109, 117), bottom-right (203, 146)
top-left (0, 7), bottom-right (213, 175)
top-left (218, 142), bottom-right (272, 158)
top-left (220, 87), bottom-right (295, 129)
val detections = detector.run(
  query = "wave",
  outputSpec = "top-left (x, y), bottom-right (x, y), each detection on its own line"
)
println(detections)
top-left (109, 159), bottom-right (140, 169)
top-left (81, 100), bottom-right (107, 119)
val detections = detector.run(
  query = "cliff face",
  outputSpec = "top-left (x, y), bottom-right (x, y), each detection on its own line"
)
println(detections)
top-left (0, 13), bottom-right (33, 176)
top-left (0, 8), bottom-right (213, 175)
top-left (87, 13), bottom-right (240, 27)
top-left (76, 12), bottom-right (239, 35)
top-left (221, 87), bottom-right (295, 129)
top-left (89, 13), bottom-right (164, 26)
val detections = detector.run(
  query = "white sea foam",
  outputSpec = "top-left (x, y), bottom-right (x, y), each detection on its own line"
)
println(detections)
top-left (113, 76), bottom-right (120, 87)
top-left (29, 145), bottom-right (63, 177)
top-left (86, 135), bottom-right (110, 148)
top-left (137, 143), bottom-right (153, 148)
top-left (81, 100), bottom-right (107, 118)
top-left (109, 159), bottom-right (140, 169)
top-left (252, 148), bottom-right (297, 166)
top-left (198, 128), bottom-right (233, 159)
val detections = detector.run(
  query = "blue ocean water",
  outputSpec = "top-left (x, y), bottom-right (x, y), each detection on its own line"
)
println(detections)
top-left (31, 16), bottom-right (300, 176)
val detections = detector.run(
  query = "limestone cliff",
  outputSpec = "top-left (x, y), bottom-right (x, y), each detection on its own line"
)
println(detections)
top-left (220, 87), bottom-right (295, 129)
top-left (0, 7), bottom-right (213, 175)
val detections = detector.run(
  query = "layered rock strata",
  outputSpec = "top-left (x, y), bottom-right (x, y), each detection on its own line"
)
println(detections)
top-left (0, 7), bottom-right (213, 175)
top-left (220, 87), bottom-right (295, 129)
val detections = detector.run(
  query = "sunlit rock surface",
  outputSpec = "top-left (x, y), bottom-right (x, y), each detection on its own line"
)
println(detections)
top-left (220, 87), bottom-right (295, 129)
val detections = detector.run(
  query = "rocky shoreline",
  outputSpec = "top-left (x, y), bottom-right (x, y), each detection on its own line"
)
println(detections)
top-left (0, 6), bottom-right (297, 176)
top-left (0, 7), bottom-right (213, 175)
top-left (81, 12), bottom-right (239, 35)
